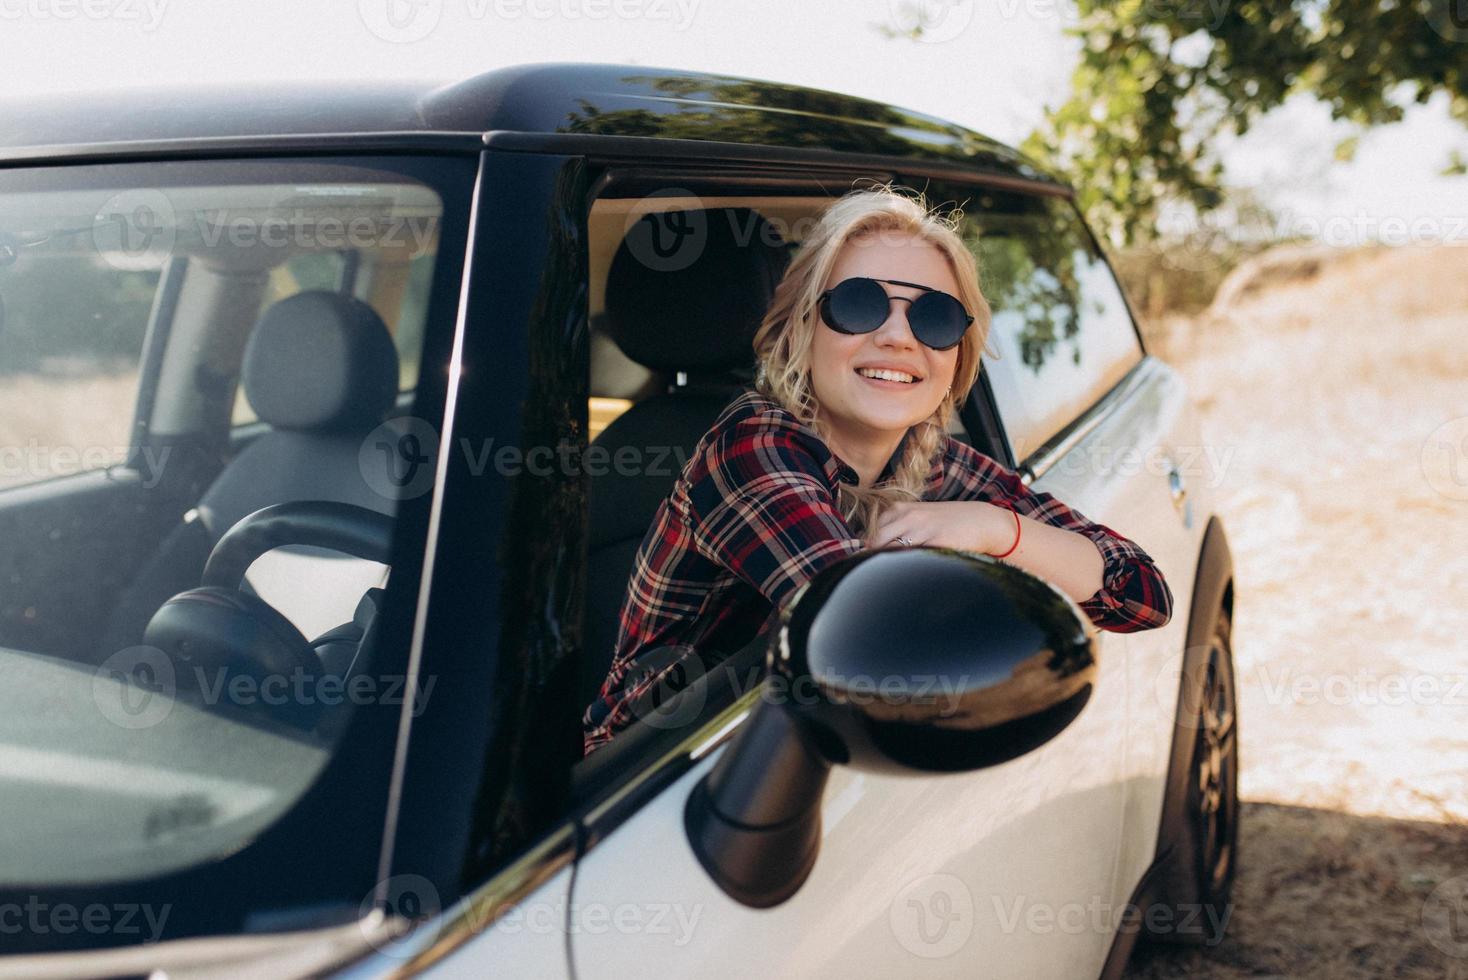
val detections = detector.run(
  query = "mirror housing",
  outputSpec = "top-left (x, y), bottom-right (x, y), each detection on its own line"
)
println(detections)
top-left (685, 548), bottom-right (1096, 907)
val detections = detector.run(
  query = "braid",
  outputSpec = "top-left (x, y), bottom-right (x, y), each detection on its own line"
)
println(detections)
top-left (834, 404), bottom-right (950, 541)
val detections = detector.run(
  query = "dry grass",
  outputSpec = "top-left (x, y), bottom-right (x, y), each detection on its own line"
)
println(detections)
top-left (0, 372), bottom-right (138, 489)
top-left (1127, 243), bottom-right (1468, 978)
top-left (1129, 803), bottom-right (1468, 979)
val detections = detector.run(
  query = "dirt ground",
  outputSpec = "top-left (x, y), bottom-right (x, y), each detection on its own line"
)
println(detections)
top-left (1125, 243), bottom-right (1468, 979)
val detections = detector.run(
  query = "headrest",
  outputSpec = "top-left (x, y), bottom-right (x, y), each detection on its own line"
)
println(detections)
top-left (241, 291), bottom-right (399, 432)
top-left (604, 207), bottom-right (789, 374)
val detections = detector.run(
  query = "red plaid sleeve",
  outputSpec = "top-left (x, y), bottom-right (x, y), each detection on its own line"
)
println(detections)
top-left (934, 438), bottom-right (1174, 633)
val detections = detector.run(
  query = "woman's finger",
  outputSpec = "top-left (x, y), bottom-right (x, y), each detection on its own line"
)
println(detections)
top-left (868, 518), bottom-right (914, 549)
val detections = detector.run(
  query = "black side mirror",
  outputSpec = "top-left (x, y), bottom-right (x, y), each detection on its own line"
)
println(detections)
top-left (684, 548), bottom-right (1096, 908)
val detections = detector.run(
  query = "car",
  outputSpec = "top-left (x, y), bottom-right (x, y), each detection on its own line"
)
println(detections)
top-left (0, 62), bottom-right (1238, 979)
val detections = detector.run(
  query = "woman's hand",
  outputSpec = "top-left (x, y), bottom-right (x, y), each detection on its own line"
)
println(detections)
top-left (868, 500), bottom-right (1014, 554)
top-left (870, 499), bottom-right (1107, 605)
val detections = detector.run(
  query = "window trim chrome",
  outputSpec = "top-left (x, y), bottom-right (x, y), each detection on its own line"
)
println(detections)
top-left (1018, 355), bottom-right (1162, 486)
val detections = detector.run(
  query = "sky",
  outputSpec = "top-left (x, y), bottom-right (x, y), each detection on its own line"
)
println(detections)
top-left (1, 0), bottom-right (1463, 247)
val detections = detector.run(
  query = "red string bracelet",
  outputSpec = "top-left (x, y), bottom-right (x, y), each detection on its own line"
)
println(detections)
top-left (989, 500), bottom-right (1022, 559)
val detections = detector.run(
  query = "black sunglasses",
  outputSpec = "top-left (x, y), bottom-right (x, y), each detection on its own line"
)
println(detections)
top-left (818, 277), bottom-right (974, 351)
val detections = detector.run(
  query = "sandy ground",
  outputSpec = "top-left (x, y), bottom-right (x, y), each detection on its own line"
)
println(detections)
top-left (1126, 243), bottom-right (1468, 979)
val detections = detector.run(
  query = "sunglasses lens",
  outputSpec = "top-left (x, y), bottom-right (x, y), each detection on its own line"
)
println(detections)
top-left (909, 291), bottom-right (971, 350)
top-left (822, 277), bottom-right (889, 334)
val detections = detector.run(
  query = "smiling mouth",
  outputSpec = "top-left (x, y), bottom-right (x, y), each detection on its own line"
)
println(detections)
top-left (855, 367), bottom-right (922, 385)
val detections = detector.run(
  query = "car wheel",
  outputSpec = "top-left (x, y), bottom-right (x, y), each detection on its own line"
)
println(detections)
top-left (1192, 614), bottom-right (1238, 915)
top-left (1150, 610), bottom-right (1239, 946)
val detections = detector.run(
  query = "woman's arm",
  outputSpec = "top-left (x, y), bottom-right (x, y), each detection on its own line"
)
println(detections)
top-left (870, 441), bottom-right (1173, 633)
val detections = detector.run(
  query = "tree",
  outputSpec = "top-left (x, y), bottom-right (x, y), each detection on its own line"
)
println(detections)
top-left (884, 0), bottom-right (1468, 247)
top-left (1026, 0), bottom-right (1468, 246)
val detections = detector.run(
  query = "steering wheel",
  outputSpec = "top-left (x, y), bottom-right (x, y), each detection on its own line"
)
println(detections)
top-left (143, 501), bottom-right (394, 727)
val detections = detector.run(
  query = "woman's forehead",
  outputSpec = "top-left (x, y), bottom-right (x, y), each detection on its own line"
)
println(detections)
top-left (829, 232), bottom-right (958, 289)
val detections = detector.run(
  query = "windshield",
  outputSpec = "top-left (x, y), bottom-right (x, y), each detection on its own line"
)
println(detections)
top-left (0, 156), bottom-right (461, 946)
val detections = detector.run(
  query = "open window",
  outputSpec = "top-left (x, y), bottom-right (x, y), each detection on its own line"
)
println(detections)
top-left (573, 174), bottom-right (1007, 797)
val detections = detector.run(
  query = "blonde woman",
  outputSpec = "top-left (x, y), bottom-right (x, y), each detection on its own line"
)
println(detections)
top-left (583, 186), bottom-right (1173, 754)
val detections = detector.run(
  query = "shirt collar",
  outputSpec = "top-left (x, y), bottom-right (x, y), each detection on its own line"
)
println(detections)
top-left (822, 428), bottom-right (913, 488)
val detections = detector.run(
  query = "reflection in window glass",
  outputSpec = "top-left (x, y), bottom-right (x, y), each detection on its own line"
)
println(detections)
top-left (960, 191), bottom-right (1142, 459)
top-left (0, 253), bottom-right (156, 488)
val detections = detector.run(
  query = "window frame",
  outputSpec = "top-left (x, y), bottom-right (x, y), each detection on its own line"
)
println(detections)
top-left (563, 159), bottom-right (1038, 841)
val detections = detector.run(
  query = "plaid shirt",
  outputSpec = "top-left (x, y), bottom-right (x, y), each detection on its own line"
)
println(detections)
top-left (583, 387), bottom-right (1173, 754)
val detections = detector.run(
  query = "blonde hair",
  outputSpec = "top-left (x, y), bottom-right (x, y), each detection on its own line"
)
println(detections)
top-left (752, 184), bottom-right (992, 540)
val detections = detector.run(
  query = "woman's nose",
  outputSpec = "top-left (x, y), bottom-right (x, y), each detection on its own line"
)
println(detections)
top-left (871, 296), bottom-right (920, 348)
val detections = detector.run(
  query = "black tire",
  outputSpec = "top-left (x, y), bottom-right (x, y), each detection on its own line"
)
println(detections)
top-left (1149, 611), bottom-right (1239, 946)
top-left (1192, 614), bottom-right (1238, 917)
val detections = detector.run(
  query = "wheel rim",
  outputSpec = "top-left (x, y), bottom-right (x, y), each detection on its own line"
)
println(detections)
top-left (1195, 636), bottom-right (1237, 896)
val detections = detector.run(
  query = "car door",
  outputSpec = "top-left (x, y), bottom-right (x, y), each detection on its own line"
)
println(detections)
top-left (562, 178), bottom-right (1135, 980)
top-left (957, 186), bottom-right (1206, 913)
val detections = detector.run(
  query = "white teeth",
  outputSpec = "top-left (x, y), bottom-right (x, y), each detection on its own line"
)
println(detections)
top-left (857, 367), bottom-right (917, 384)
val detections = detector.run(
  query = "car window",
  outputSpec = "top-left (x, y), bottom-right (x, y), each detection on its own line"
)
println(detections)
top-left (950, 188), bottom-right (1143, 460)
top-left (0, 243), bottom-right (156, 489)
top-left (0, 158), bottom-right (452, 894)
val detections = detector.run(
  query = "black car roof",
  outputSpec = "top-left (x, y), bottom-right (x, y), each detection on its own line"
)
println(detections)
top-left (0, 62), bottom-right (1064, 189)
